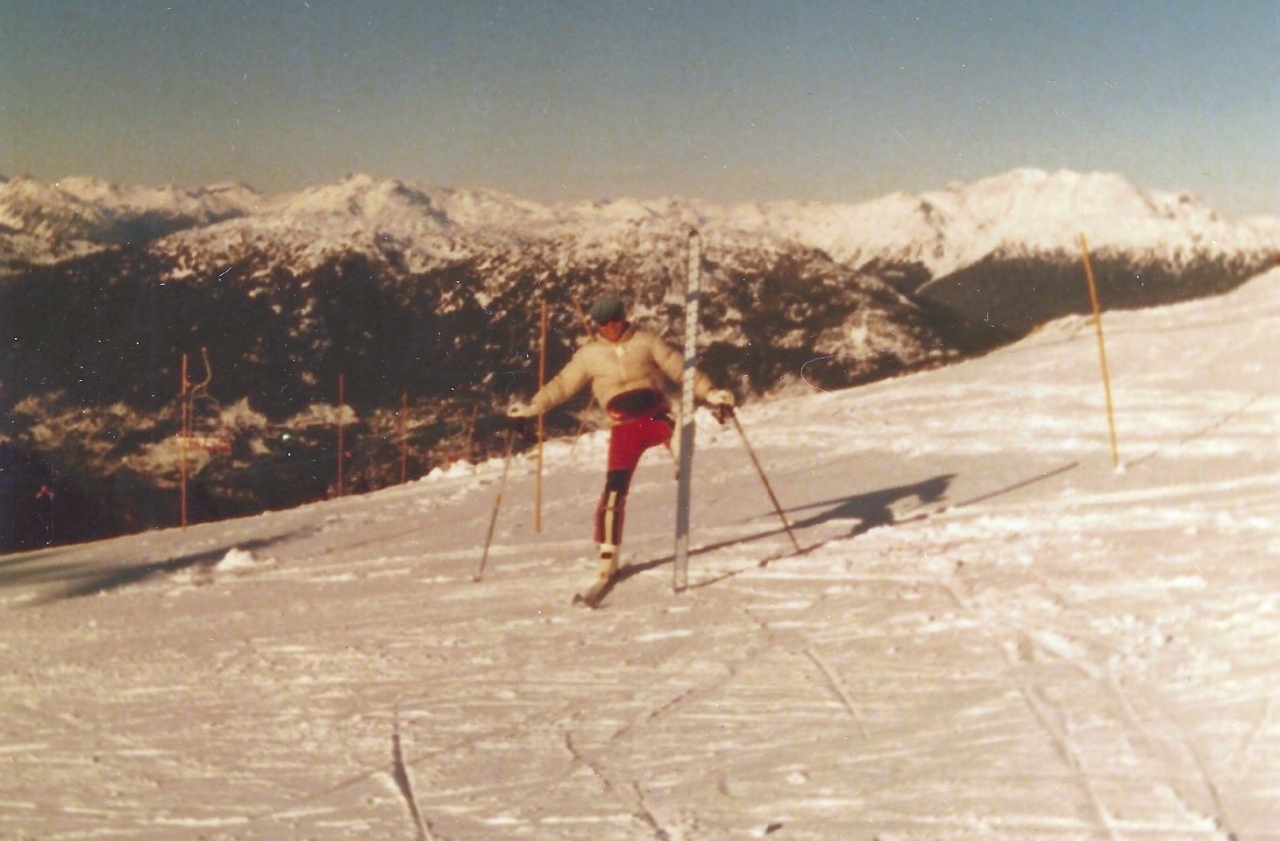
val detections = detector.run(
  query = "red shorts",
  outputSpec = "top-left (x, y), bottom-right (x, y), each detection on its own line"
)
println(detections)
top-left (605, 389), bottom-right (673, 472)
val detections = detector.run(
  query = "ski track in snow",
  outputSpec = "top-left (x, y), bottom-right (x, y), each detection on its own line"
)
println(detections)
top-left (1, 272), bottom-right (1278, 839)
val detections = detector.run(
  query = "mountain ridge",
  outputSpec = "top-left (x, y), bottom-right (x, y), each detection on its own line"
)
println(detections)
top-left (4, 167), bottom-right (1277, 276)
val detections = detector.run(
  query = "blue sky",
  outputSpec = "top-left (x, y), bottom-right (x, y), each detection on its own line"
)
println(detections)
top-left (2, 1), bottom-right (1276, 216)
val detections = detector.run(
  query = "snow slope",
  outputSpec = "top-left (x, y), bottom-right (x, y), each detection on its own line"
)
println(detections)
top-left (1, 270), bottom-right (1277, 840)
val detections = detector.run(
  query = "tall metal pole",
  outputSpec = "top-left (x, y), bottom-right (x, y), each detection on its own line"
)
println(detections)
top-left (674, 228), bottom-right (701, 592)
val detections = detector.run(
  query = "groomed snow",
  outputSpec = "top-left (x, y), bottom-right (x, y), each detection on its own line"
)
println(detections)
top-left (2, 270), bottom-right (1277, 840)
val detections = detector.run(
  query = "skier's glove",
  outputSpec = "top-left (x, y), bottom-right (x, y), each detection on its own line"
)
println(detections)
top-left (706, 389), bottom-right (736, 425)
top-left (705, 389), bottom-right (735, 409)
top-left (506, 401), bottom-right (539, 419)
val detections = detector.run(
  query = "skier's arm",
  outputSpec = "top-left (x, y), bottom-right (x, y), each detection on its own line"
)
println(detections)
top-left (529, 352), bottom-right (590, 414)
top-left (650, 333), bottom-right (714, 400)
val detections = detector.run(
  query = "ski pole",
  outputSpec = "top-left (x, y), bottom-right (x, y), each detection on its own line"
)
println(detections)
top-left (474, 425), bottom-right (518, 582)
top-left (720, 406), bottom-right (801, 554)
top-left (568, 295), bottom-right (601, 450)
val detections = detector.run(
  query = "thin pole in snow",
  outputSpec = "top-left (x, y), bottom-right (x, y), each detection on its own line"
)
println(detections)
top-left (179, 353), bottom-right (189, 529)
top-left (461, 403), bottom-right (478, 463)
top-left (474, 427), bottom-right (518, 582)
top-left (178, 348), bottom-right (213, 527)
top-left (336, 373), bottom-right (346, 497)
top-left (399, 391), bottom-right (409, 484)
top-left (728, 410), bottom-right (800, 555)
top-left (1079, 234), bottom-right (1121, 472)
top-left (568, 295), bottom-right (601, 449)
top-left (535, 299), bottom-right (547, 533)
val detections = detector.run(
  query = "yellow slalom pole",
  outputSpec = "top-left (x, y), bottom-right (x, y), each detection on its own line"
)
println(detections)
top-left (1079, 234), bottom-right (1121, 471)
top-left (568, 296), bottom-right (601, 447)
top-left (461, 403), bottom-right (478, 463)
top-left (399, 391), bottom-right (409, 484)
top-left (535, 300), bottom-right (547, 532)
top-left (179, 353), bottom-right (189, 529)
top-left (569, 295), bottom-right (593, 333)
top-left (336, 373), bottom-right (346, 497)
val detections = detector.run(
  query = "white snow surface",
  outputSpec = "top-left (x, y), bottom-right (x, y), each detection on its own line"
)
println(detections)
top-left (3, 270), bottom-right (1278, 840)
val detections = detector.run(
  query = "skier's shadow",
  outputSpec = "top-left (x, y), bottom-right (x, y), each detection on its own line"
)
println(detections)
top-left (784, 473), bottom-right (955, 539)
top-left (617, 473), bottom-right (956, 587)
top-left (607, 462), bottom-right (1083, 601)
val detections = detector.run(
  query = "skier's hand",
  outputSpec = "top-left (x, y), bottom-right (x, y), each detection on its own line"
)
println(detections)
top-left (706, 389), bottom-right (735, 425)
top-left (705, 389), bottom-right (735, 409)
top-left (506, 401), bottom-right (539, 419)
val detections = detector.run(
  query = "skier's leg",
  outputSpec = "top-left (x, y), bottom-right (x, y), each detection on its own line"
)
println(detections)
top-left (595, 468), bottom-right (632, 577)
top-left (591, 414), bottom-right (674, 578)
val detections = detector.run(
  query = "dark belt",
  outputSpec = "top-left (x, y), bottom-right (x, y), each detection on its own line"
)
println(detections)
top-left (605, 388), bottom-right (667, 421)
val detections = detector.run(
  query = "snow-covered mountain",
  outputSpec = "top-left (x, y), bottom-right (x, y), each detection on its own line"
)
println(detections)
top-left (0, 174), bottom-right (257, 264)
top-left (5, 166), bottom-right (1275, 331)
top-left (759, 168), bottom-right (1280, 277)
top-left (5, 167), bottom-right (1277, 282)
top-left (1, 168), bottom-right (1276, 549)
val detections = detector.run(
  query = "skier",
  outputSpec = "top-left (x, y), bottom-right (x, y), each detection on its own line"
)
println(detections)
top-left (507, 295), bottom-right (735, 586)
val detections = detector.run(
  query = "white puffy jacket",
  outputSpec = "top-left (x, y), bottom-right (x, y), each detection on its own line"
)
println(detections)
top-left (529, 325), bottom-right (713, 421)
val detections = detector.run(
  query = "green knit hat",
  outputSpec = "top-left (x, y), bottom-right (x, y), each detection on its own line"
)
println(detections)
top-left (588, 296), bottom-right (626, 324)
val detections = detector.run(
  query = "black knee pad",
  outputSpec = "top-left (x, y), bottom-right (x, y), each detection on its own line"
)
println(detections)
top-left (604, 469), bottom-right (633, 496)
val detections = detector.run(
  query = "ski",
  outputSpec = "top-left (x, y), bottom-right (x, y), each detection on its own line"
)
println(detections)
top-left (673, 228), bottom-right (701, 593)
top-left (572, 572), bottom-right (618, 609)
